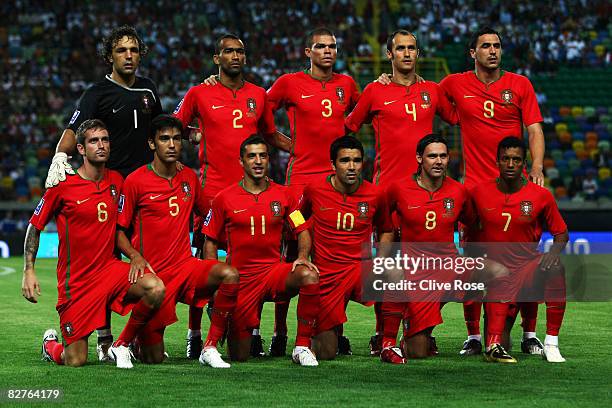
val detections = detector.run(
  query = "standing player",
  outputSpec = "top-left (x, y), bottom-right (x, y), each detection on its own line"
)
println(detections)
top-left (203, 135), bottom-right (320, 365)
top-left (44, 25), bottom-right (163, 359)
top-left (173, 34), bottom-right (289, 359)
top-left (116, 115), bottom-right (239, 367)
top-left (439, 27), bottom-right (546, 355)
top-left (265, 27), bottom-right (360, 355)
top-left (345, 30), bottom-right (457, 354)
top-left (381, 134), bottom-right (475, 363)
top-left (471, 137), bottom-right (568, 363)
top-left (299, 136), bottom-right (393, 360)
top-left (22, 119), bottom-right (165, 368)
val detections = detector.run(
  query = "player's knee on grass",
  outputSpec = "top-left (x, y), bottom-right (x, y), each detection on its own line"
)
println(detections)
top-left (403, 330), bottom-right (432, 359)
top-left (64, 340), bottom-right (88, 367)
top-left (313, 330), bottom-right (337, 360)
top-left (139, 273), bottom-right (165, 308)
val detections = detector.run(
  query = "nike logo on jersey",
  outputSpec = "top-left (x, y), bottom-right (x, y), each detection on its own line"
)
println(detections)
top-left (406, 205), bottom-right (421, 209)
top-left (463, 95), bottom-right (476, 99)
top-left (384, 100), bottom-right (397, 105)
top-left (301, 95), bottom-right (314, 99)
top-left (76, 198), bottom-right (90, 205)
top-left (212, 105), bottom-right (225, 110)
top-left (112, 106), bottom-right (125, 113)
top-left (319, 207), bottom-right (333, 211)
top-left (233, 209), bottom-right (247, 213)
top-left (149, 194), bottom-right (162, 200)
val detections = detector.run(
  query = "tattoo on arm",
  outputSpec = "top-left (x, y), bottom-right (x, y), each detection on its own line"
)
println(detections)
top-left (24, 224), bottom-right (41, 269)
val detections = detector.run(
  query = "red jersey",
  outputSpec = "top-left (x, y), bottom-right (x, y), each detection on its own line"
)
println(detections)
top-left (202, 179), bottom-right (304, 278)
top-left (439, 71), bottom-right (542, 189)
top-left (345, 81), bottom-right (457, 186)
top-left (118, 165), bottom-right (207, 272)
top-left (300, 176), bottom-right (392, 271)
top-left (29, 170), bottom-right (124, 305)
top-left (267, 71), bottom-right (359, 185)
top-left (471, 179), bottom-right (567, 264)
top-left (173, 81), bottom-right (276, 195)
top-left (387, 176), bottom-right (474, 257)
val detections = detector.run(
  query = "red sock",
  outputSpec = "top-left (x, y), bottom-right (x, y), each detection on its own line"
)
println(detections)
top-left (519, 302), bottom-right (538, 332)
top-left (545, 301), bottom-right (566, 336)
top-left (464, 302), bottom-right (482, 335)
top-left (375, 302), bottom-right (384, 334)
top-left (189, 306), bottom-right (203, 331)
top-left (115, 301), bottom-right (156, 347)
top-left (204, 283), bottom-right (239, 348)
top-left (45, 340), bottom-right (64, 365)
top-left (381, 303), bottom-right (403, 349)
top-left (485, 303), bottom-right (509, 347)
top-left (295, 283), bottom-right (319, 348)
top-left (274, 301), bottom-right (290, 335)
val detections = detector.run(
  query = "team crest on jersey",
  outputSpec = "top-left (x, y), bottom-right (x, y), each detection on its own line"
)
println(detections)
top-left (34, 198), bottom-right (45, 215)
top-left (501, 89), bottom-right (513, 104)
top-left (182, 182), bottom-right (192, 201)
top-left (270, 201), bottom-right (282, 217)
top-left (63, 322), bottom-right (74, 337)
top-left (336, 87), bottom-right (345, 105)
top-left (109, 184), bottom-right (118, 202)
top-left (442, 198), bottom-right (455, 216)
top-left (246, 98), bottom-right (257, 117)
top-left (520, 200), bottom-right (533, 217)
top-left (357, 202), bottom-right (369, 218)
top-left (141, 93), bottom-right (152, 114)
top-left (420, 92), bottom-right (432, 109)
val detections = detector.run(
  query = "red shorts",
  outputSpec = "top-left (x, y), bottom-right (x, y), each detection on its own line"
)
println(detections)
top-left (230, 263), bottom-right (293, 339)
top-left (141, 258), bottom-right (218, 342)
top-left (57, 260), bottom-right (135, 345)
top-left (402, 302), bottom-right (444, 338)
top-left (316, 262), bottom-right (373, 334)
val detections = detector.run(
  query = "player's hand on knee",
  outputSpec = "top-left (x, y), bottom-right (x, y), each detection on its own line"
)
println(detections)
top-left (128, 253), bottom-right (155, 283)
top-left (45, 152), bottom-right (75, 188)
top-left (202, 75), bottom-right (218, 86)
top-left (292, 257), bottom-right (319, 274)
top-left (539, 253), bottom-right (560, 271)
top-left (22, 270), bottom-right (41, 303)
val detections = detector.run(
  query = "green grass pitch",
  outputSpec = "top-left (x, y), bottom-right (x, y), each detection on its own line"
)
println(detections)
top-left (1, 257), bottom-right (611, 407)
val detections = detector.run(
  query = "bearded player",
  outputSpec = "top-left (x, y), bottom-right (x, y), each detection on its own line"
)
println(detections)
top-left (173, 34), bottom-right (290, 359)
top-left (345, 30), bottom-right (457, 354)
top-left (45, 25), bottom-right (164, 360)
top-left (471, 137), bottom-right (568, 363)
top-left (23, 119), bottom-right (165, 368)
top-left (438, 27), bottom-right (547, 356)
top-left (299, 136), bottom-right (393, 360)
top-left (202, 135), bottom-right (320, 365)
top-left (116, 115), bottom-right (239, 368)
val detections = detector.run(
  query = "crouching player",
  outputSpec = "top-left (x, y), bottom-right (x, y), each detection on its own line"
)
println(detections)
top-left (203, 135), bottom-right (320, 365)
top-left (116, 115), bottom-right (239, 367)
top-left (380, 134), bottom-right (482, 363)
top-left (472, 137), bottom-right (568, 363)
top-left (22, 119), bottom-right (165, 368)
top-left (298, 136), bottom-right (394, 360)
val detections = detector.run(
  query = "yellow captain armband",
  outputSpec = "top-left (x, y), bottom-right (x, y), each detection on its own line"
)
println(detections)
top-left (289, 210), bottom-right (306, 228)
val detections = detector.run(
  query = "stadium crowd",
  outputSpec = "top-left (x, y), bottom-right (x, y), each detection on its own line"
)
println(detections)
top-left (1, 0), bottom-right (611, 224)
